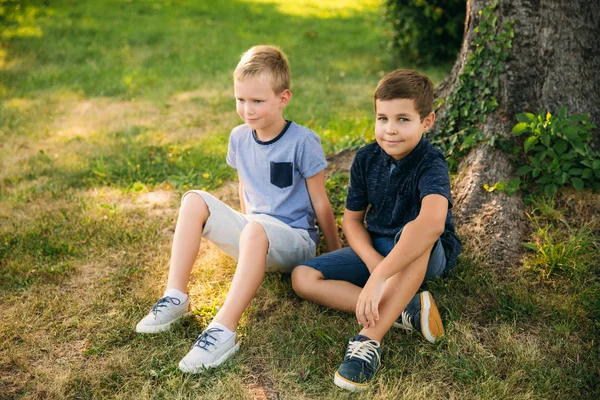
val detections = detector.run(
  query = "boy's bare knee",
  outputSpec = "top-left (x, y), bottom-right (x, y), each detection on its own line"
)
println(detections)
top-left (181, 192), bottom-right (209, 216)
top-left (240, 221), bottom-right (268, 244)
top-left (291, 265), bottom-right (322, 296)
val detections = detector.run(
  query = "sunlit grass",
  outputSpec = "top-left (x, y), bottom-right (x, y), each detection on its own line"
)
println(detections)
top-left (242, 0), bottom-right (382, 18)
top-left (1, 0), bottom-right (599, 399)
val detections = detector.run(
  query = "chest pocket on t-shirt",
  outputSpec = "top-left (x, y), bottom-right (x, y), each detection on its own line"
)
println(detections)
top-left (270, 162), bottom-right (293, 189)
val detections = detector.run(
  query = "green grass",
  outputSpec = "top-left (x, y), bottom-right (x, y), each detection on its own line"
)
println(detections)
top-left (1, 1), bottom-right (599, 399)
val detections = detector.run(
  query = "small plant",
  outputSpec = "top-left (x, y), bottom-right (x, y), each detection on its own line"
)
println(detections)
top-left (512, 108), bottom-right (600, 196)
top-left (522, 223), bottom-right (595, 280)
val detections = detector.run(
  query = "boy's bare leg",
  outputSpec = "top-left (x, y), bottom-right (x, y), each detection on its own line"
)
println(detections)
top-left (212, 221), bottom-right (269, 332)
top-left (165, 193), bottom-right (210, 293)
top-left (293, 246), bottom-right (433, 342)
top-left (292, 266), bottom-right (361, 312)
top-left (358, 246), bottom-right (431, 342)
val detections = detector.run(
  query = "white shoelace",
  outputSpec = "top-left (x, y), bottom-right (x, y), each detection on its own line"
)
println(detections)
top-left (347, 339), bottom-right (381, 364)
top-left (396, 310), bottom-right (415, 331)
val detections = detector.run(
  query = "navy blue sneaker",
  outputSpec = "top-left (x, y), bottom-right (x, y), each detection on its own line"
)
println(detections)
top-left (393, 291), bottom-right (444, 343)
top-left (334, 334), bottom-right (381, 391)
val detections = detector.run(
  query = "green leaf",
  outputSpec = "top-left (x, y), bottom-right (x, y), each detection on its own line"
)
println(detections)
top-left (540, 132), bottom-right (551, 147)
top-left (568, 114), bottom-right (590, 122)
top-left (554, 139), bottom-right (568, 155)
top-left (558, 106), bottom-right (567, 119)
top-left (516, 113), bottom-right (530, 123)
top-left (512, 122), bottom-right (529, 135)
top-left (521, 242), bottom-right (539, 251)
top-left (569, 168), bottom-right (583, 176)
top-left (571, 177), bottom-right (584, 191)
top-left (515, 165), bottom-right (533, 176)
top-left (532, 167), bottom-right (541, 178)
top-left (545, 183), bottom-right (558, 197)
top-left (582, 168), bottom-right (593, 179)
top-left (524, 136), bottom-right (538, 153)
top-left (563, 126), bottom-right (580, 141)
top-left (593, 159), bottom-right (600, 171)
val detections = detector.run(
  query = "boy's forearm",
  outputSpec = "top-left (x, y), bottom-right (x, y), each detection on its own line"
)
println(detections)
top-left (371, 219), bottom-right (441, 281)
top-left (314, 203), bottom-right (341, 252)
top-left (343, 218), bottom-right (384, 272)
top-left (238, 181), bottom-right (246, 214)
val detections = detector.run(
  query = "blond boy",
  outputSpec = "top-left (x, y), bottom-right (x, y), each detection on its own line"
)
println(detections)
top-left (136, 45), bottom-right (340, 373)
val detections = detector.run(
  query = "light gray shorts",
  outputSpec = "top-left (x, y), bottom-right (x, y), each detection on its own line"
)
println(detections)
top-left (183, 190), bottom-right (316, 273)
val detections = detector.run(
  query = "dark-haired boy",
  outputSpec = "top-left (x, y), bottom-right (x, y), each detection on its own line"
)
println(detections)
top-left (292, 69), bottom-right (461, 391)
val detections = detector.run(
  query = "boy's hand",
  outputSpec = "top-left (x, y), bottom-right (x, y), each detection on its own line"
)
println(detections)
top-left (356, 273), bottom-right (386, 328)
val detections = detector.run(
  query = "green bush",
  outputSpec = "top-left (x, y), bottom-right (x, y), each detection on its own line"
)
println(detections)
top-left (512, 108), bottom-right (600, 196)
top-left (384, 0), bottom-right (466, 65)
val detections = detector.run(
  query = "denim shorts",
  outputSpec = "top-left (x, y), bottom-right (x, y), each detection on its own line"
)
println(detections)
top-left (300, 230), bottom-right (446, 287)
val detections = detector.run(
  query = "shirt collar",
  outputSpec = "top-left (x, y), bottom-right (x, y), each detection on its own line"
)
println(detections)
top-left (252, 120), bottom-right (292, 145)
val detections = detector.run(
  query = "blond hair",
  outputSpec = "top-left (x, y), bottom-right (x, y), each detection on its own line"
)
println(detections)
top-left (233, 45), bottom-right (290, 94)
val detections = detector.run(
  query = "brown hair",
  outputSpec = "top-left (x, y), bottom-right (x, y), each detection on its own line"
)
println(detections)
top-left (233, 45), bottom-right (290, 94)
top-left (374, 69), bottom-right (434, 120)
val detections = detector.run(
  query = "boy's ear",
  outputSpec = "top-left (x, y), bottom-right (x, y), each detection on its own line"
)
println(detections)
top-left (422, 112), bottom-right (435, 131)
top-left (279, 89), bottom-right (292, 108)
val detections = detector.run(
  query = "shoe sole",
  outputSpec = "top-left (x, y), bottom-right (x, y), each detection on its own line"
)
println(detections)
top-left (178, 342), bottom-right (241, 374)
top-left (333, 371), bottom-right (369, 392)
top-left (420, 291), bottom-right (444, 344)
top-left (135, 312), bottom-right (191, 334)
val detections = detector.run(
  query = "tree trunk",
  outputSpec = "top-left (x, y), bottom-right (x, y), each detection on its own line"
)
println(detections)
top-left (438, 0), bottom-right (600, 265)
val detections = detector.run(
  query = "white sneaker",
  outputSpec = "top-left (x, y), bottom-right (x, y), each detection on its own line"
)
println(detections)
top-left (178, 327), bottom-right (240, 373)
top-left (135, 296), bottom-right (190, 333)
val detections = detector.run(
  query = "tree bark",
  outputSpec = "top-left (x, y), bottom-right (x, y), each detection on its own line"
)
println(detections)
top-left (437, 0), bottom-right (600, 266)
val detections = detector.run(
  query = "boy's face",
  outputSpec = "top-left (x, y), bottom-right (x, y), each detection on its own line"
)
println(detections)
top-left (374, 98), bottom-right (434, 160)
top-left (234, 75), bottom-right (290, 136)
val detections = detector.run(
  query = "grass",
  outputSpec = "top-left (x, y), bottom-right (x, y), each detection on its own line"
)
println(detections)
top-left (1, 0), bottom-right (599, 399)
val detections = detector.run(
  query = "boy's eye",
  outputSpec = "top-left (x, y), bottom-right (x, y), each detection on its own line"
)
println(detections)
top-left (377, 116), bottom-right (388, 121)
top-left (237, 98), bottom-right (244, 103)
top-left (399, 118), bottom-right (408, 122)
top-left (254, 100), bottom-right (263, 104)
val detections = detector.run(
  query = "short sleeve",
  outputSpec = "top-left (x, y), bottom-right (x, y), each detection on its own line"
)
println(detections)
top-left (418, 155), bottom-right (453, 207)
top-left (226, 131), bottom-right (237, 169)
top-left (296, 133), bottom-right (327, 178)
top-left (345, 154), bottom-right (368, 211)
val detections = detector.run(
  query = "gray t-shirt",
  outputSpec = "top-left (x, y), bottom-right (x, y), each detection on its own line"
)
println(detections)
top-left (226, 120), bottom-right (327, 245)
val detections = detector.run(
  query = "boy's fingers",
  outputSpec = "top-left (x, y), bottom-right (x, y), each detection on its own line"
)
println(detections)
top-left (371, 301), bottom-right (379, 321)
top-left (365, 301), bottom-right (375, 326)
top-left (356, 300), bottom-right (365, 325)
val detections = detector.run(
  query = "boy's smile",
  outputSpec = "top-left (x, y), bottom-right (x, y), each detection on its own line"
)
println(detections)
top-left (374, 98), bottom-right (434, 160)
top-left (234, 76), bottom-right (290, 141)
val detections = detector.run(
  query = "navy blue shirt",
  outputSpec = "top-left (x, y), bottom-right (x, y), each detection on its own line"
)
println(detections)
top-left (346, 136), bottom-right (462, 271)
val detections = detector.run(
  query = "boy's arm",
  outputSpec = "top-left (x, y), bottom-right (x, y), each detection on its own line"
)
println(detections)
top-left (238, 175), bottom-right (246, 214)
top-left (373, 194), bottom-right (447, 279)
top-left (306, 170), bottom-right (341, 252)
top-left (356, 194), bottom-right (448, 327)
top-left (343, 208), bottom-right (385, 272)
